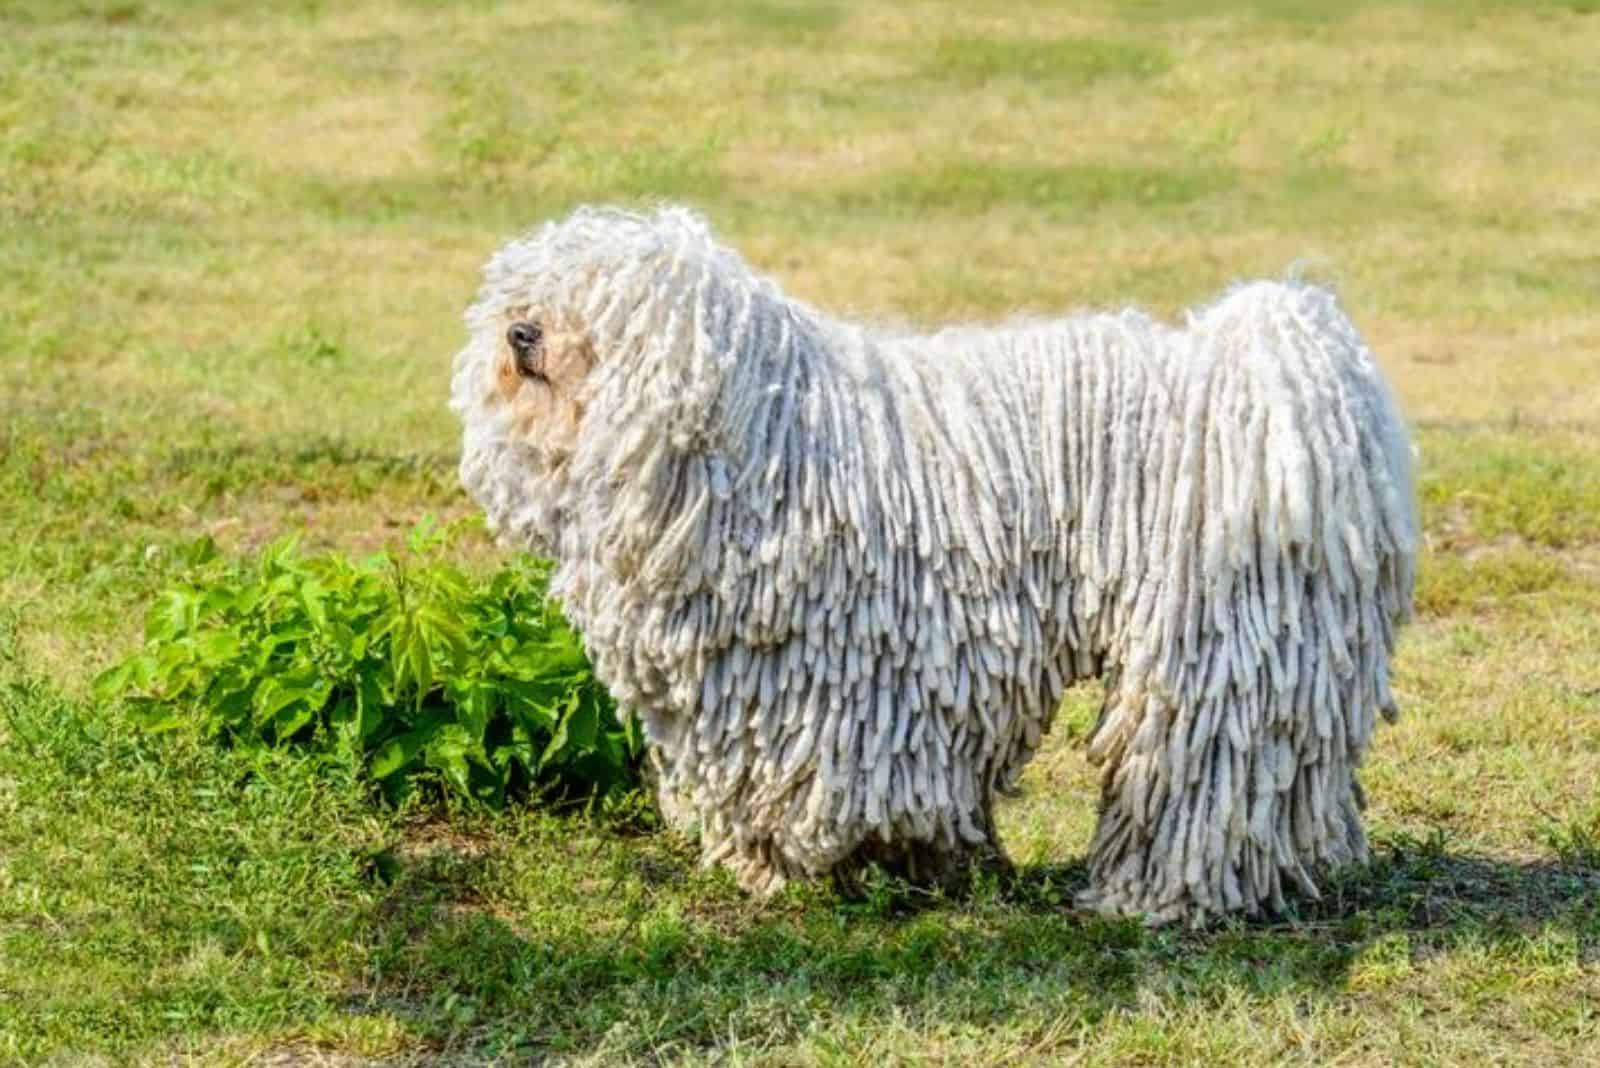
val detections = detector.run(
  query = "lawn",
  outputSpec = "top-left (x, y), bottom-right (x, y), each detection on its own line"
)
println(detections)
top-left (3, 0), bottom-right (1599, 1064)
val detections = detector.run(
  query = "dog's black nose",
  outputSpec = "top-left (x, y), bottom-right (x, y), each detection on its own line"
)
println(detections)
top-left (507, 320), bottom-right (542, 356)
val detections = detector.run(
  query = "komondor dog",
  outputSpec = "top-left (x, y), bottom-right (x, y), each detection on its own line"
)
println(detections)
top-left (451, 205), bottom-right (1416, 924)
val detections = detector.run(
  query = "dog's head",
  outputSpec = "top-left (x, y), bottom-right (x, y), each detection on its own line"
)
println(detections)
top-left (455, 212), bottom-right (646, 467)
top-left (451, 205), bottom-right (732, 552)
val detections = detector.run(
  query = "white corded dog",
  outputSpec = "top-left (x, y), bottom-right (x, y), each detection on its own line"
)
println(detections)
top-left (451, 205), bottom-right (1416, 924)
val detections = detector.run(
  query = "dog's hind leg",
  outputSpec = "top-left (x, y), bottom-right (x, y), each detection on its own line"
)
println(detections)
top-left (1077, 626), bottom-right (1380, 925)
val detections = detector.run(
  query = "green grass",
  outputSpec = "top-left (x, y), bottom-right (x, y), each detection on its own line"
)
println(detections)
top-left (926, 35), bottom-right (1171, 86)
top-left (3, 0), bottom-right (1599, 1063)
top-left (1416, 426), bottom-right (1600, 549)
top-left (5, 674), bottom-right (1597, 1065)
top-left (841, 160), bottom-right (1236, 217)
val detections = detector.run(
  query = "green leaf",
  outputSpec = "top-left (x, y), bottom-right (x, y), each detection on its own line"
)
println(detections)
top-left (252, 676), bottom-right (327, 731)
top-left (542, 689), bottom-right (602, 768)
top-left (92, 662), bottom-right (132, 702)
top-left (274, 698), bottom-right (319, 741)
top-left (451, 681), bottom-right (492, 742)
top-left (567, 691), bottom-right (601, 751)
top-left (145, 589), bottom-right (197, 642)
top-left (126, 696), bottom-right (185, 733)
top-left (539, 691), bottom-right (578, 768)
top-left (209, 686), bottom-right (256, 736)
top-left (299, 579), bottom-right (329, 631)
top-left (192, 629), bottom-right (241, 666)
top-left (504, 684), bottom-right (558, 734)
top-left (370, 729), bottom-right (427, 780)
top-left (355, 673), bottom-right (389, 741)
top-left (425, 723), bottom-right (481, 797)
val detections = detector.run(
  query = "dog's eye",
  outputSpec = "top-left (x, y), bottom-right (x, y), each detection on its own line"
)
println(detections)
top-left (506, 320), bottom-right (545, 380)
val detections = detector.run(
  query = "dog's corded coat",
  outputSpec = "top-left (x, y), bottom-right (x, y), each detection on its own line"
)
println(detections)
top-left (452, 206), bottom-right (1416, 923)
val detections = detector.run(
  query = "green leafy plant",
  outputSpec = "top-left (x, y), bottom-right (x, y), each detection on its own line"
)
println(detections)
top-left (95, 523), bottom-right (641, 808)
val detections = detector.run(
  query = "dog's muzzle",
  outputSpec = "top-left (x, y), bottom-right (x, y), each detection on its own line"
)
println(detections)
top-left (507, 320), bottom-right (546, 380)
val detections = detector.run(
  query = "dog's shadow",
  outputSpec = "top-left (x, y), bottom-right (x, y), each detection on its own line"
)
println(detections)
top-left (349, 829), bottom-right (1598, 1059)
top-left (864, 832), bottom-right (1598, 932)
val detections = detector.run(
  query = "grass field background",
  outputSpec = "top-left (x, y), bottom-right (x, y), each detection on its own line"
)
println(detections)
top-left (3, 0), bottom-right (1598, 1064)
